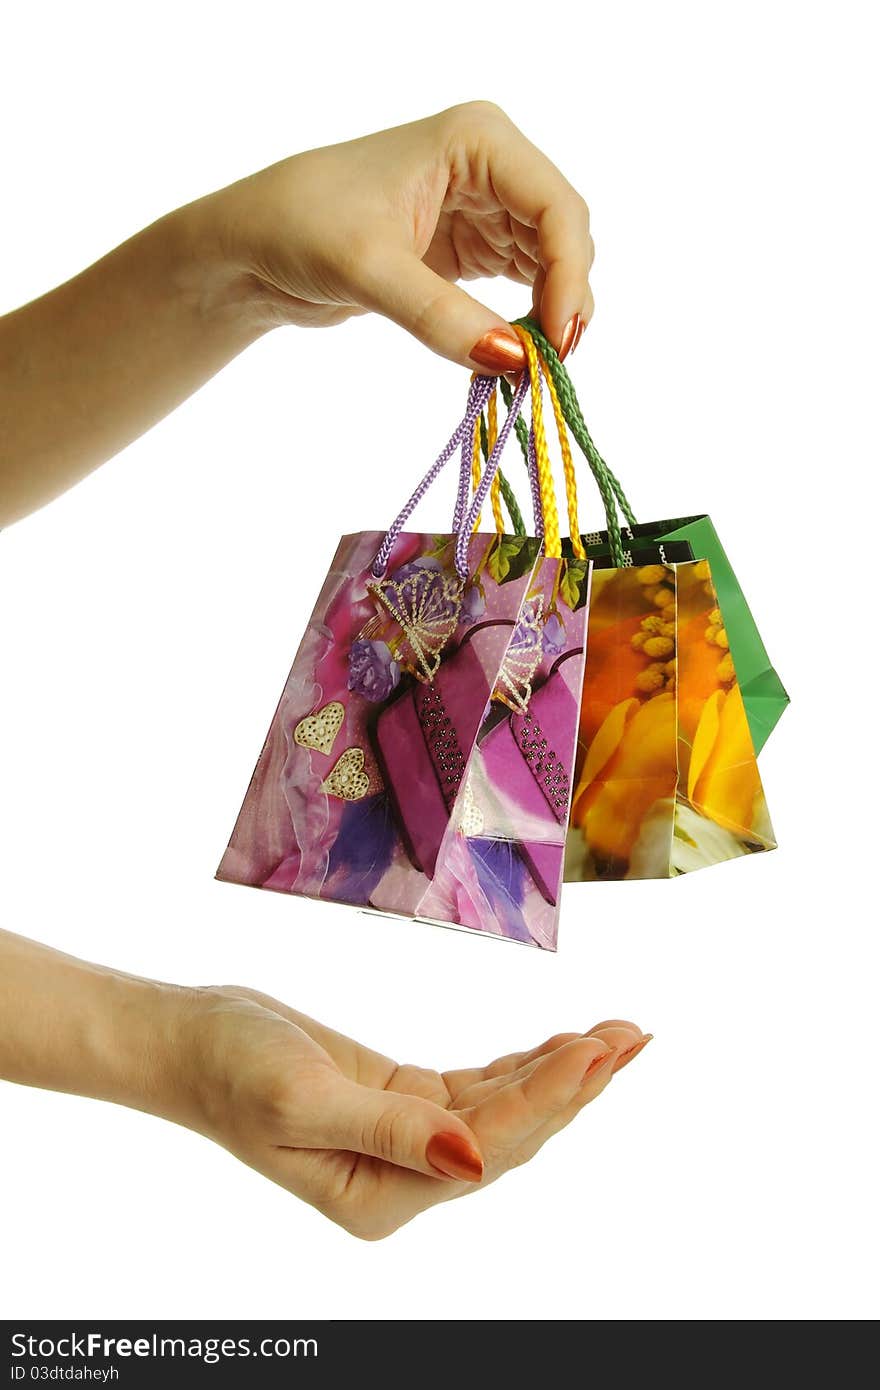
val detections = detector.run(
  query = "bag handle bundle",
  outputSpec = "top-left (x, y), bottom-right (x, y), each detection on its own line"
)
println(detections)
top-left (460, 324), bottom-right (590, 554)
top-left (371, 340), bottom-right (577, 584)
top-left (498, 318), bottom-right (640, 568)
top-left (370, 372), bottom-right (502, 579)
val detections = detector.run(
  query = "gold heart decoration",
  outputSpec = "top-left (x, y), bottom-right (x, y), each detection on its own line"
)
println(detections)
top-left (294, 700), bottom-right (344, 756)
top-left (321, 746), bottom-right (370, 801)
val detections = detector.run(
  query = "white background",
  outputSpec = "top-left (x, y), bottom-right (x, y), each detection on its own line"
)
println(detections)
top-left (1, 0), bottom-right (877, 1322)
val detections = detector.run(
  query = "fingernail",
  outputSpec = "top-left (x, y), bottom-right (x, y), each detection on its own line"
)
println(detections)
top-left (571, 316), bottom-right (587, 355)
top-left (426, 1131), bottom-right (484, 1183)
top-left (558, 315), bottom-right (579, 362)
top-left (469, 328), bottom-right (527, 373)
top-left (581, 1046), bottom-right (615, 1084)
top-left (614, 1034), bottom-right (653, 1072)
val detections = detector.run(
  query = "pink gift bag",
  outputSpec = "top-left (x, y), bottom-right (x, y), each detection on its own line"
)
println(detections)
top-left (217, 364), bottom-right (590, 948)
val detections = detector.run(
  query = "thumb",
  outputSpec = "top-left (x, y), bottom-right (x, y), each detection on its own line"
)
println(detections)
top-left (359, 251), bottom-right (527, 375)
top-left (320, 1077), bottom-right (484, 1183)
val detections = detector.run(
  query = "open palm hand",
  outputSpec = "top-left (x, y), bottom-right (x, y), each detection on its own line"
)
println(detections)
top-left (180, 985), bottom-right (648, 1239)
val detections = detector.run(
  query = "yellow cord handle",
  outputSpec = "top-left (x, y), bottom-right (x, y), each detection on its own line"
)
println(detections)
top-left (537, 350), bottom-right (587, 560)
top-left (470, 386), bottom-right (509, 535)
top-left (513, 326), bottom-right (561, 559)
top-left (487, 389), bottom-right (505, 534)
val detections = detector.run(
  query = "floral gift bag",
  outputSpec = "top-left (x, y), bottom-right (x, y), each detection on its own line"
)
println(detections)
top-left (487, 323), bottom-right (780, 881)
top-left (566, 558), bottom-right (776, 880)
top-left (217, 359), bottom-right (590, 949)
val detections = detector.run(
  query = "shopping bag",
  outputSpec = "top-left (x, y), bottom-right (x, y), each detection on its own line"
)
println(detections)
top-left (510, 319), bottom-right (789, 755)
top-left (487, 323), bottom-right (779, 880)
top-left (565, 558), bottom-right (776, 880)
top-left (566, 513), bottom-right (788, 755)
top-left (217, 359), bottom-right (589, 948)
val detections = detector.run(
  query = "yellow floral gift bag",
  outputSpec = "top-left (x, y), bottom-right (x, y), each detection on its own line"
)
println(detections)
top-left (565, 558), bottom-right (775, 880)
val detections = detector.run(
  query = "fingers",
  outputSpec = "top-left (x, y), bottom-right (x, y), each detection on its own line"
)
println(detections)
top-left (585, 1020), bottom-right (645, 1056)
top-left (501, 1056), bottom-right (617, 1170)
top-left (463, 1036), bottom-right (614, 1160)
top-left (450, 104), bottom-right (592, 353)
top-left (262, 1025), bottom-right (649, 1240)
top-left (531, 260), bottom-right (593, 360)
top-left (358, 249), bottom-right (526, 372)
top-left (449, 1036), bottom-right (600, 1109)
top-left (585, 1018), bottom-right (643, 1034)
top-left (311, 1077), bottom-right (484, 1183)
top-left (443, 1020), bottom-right (645, 1101)
top-left (358, 101), bottom-right (593, 369)
top-left (463, 1026), bottom-right (650, 1173)
top-left (320, 1038), bottom-right (617, 1234)
top-left (443, 1031), bottom-right (582, 1100)
top-left (532, 202), bottom-right (593, 356)
top-left (514, 1030), bottom-right (652, 1166)
top-left (582, 1022), bottom-right (651, 1076)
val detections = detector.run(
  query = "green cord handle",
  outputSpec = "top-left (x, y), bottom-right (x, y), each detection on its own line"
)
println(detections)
top-left (498, 377), bottom-right (533, 472)
top-left (513, 316), bottom-right (637, 567)
top-left (517, 316), bottom-right (637, 525)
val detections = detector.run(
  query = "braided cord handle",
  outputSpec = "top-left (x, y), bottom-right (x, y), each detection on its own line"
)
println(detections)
top-left (452, 376), bottom-right (491, 536)
top-left (499, 375), bottom-right (542, 524)
top-left (470, 394), bottom-right (488, 532)
top-left (536, 350), bottom-right (587, 561)
top-left (520, 316), bottom-right (636, 523)
top-left (478, 416), bottom-right (526, 536)
top-left (372, 373), bottom-right (494, 579)
top-left (514, 317), bottom-right (637, 567)
top-left (454, 370), bottom-right (532, 577)
top-left (461, 380), bottom-right (526, 538)
top-left (485, 391), bottom-right (507, 534)
top-left (512, 326), bottom-right (562, 558)
top-left (474, 388), bottom-right (527, 537)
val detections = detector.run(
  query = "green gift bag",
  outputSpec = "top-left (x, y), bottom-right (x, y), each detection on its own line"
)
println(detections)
top-left (496, 321), bottom-right (789, 756)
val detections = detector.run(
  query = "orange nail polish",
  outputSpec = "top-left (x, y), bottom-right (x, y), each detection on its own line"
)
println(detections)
top-left (572, 316), bottom-right (587, 354)
top-left (426, 1132), bottom-right (484, 1183)
top-left (469, 328), bottom-right (527, 373)
top-left (581, 1048), bottom-right (615, 1084)
top-left (558, 315), bottom-right (578, 362)
top-left (614, 1034), bottom-right (653, 1071)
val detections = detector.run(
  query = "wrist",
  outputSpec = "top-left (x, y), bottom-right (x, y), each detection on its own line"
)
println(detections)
top-left (160, 191), bottom-right (278, 339)
top-left (82, 969), bottom-right (200, 1127)
top-left (0, 931), bottom-right (202, 1128)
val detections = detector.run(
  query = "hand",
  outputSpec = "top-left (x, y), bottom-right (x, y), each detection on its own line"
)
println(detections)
top-left (206, 102), bottom-right (594, 371)
top-left (2, 103), bottom-right (594, 523)
top-left (175, 985), bottom-right (649, 1240)
top-left (0, 932), bottom-right (649, 1241)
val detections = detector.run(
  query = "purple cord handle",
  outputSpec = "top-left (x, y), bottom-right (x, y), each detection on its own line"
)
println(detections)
top-left (371, 374), bottom-right (495, 580)
top-left (454, 371), bottom-right (530, 579)
top-left (524, 351), bottom-right (548, 540)
top-left (452, 377), bottom-right (488, 536)
top-left (458, 376), bottom-right (544, 540)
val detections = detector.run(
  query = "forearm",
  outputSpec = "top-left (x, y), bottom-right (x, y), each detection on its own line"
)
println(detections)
top-left (0, 197), bottom-right (268, 527)
top-left (0, 927), bottom-right (194, 1125)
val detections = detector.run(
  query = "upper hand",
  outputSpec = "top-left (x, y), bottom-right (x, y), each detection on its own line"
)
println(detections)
top-left (208, 102), bottom-right (594, 371)
top-left (176, 985), bottom-right (648, 1240)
